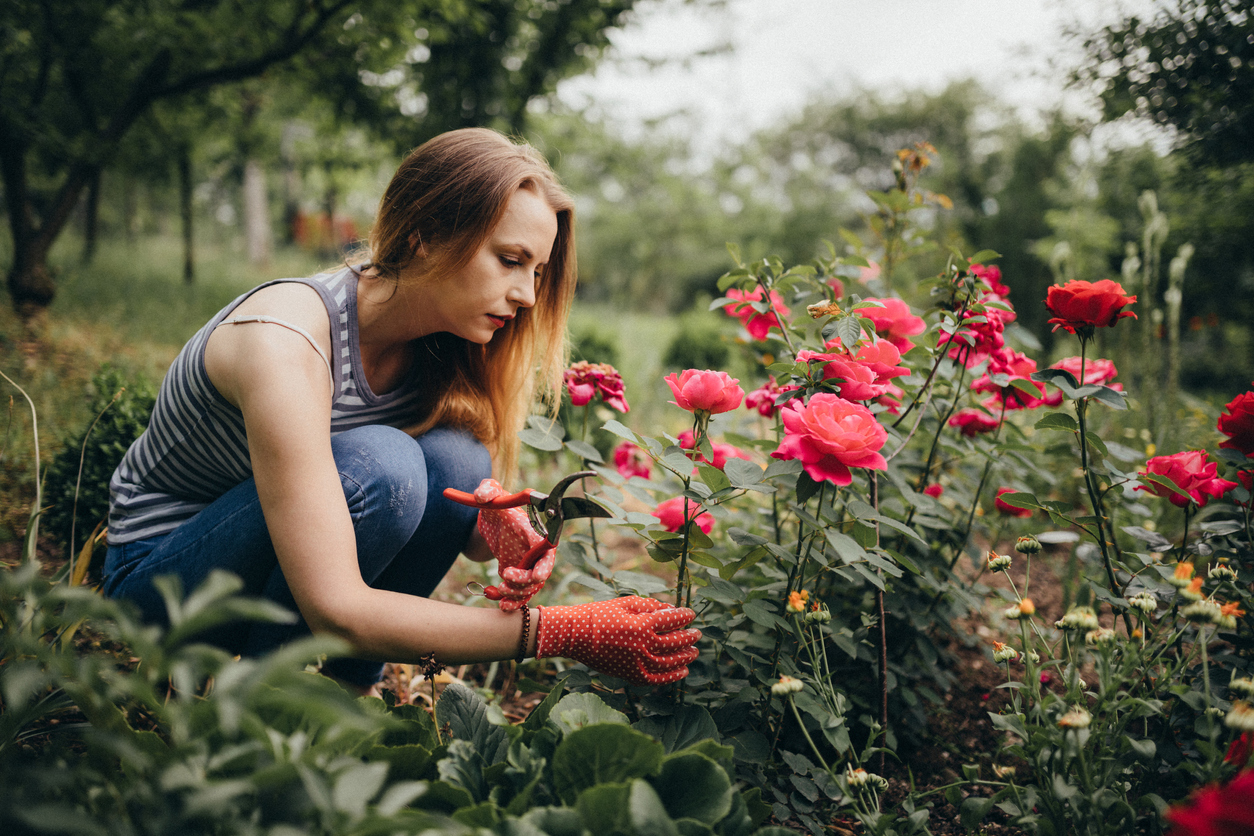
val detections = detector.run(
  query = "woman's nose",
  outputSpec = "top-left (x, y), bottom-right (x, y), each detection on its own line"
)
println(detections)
top-left (509, 273), bottom-right (537, 309)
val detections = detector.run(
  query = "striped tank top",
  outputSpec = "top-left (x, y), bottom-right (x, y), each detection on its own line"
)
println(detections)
top-left (107, 267), bottom-right (427, 544)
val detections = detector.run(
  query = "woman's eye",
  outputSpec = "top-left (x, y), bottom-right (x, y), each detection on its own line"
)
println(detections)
top-left (500, 256), bottom-right (521, 268)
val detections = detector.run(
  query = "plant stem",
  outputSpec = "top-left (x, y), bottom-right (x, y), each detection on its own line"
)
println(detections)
top-left (870, 471), bottom-right (889, 775)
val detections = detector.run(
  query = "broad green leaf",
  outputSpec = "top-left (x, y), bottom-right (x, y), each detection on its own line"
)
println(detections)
top-left (633, 705), bottom-right (720, 753)
top-left (548, 693), bottom-right (629, 736)
top-left (364, 744), bottom-right (435, 781)
top-left (436, 682), bottom-right (510, 766)
top-left (602, 419), bottom-right (638, 442)
top-left (553, 725), bottom-right (664, 804)
top-left (723, 458), bottom-right (763, 488)
top-left (994, 491), bottom-right (1037, 510)
top-left (1035, 413), bottom-right (1079, 432)
top-left (651, 753), bottom-right (733, 824)
top-left (825, 531), bottom-right (867, 564)
top-left (332, 761), bottom-right (389, 817)
top-left (565, 439), bottom-right (603, 463)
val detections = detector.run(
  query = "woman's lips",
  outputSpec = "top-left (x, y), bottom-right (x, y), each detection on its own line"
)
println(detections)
top-left (487, 314), bottom-right (510, 328)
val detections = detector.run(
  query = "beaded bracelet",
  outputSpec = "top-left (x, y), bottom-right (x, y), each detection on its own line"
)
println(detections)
top-left (516, 605), bottom-right (531, 663)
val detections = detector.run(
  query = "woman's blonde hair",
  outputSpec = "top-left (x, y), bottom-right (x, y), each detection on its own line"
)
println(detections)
top-left (365, 128), bottom-right (575, 482)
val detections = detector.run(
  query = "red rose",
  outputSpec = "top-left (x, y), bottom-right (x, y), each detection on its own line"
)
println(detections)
top-left (1217, 386), bottom-right (1254, 457)
top-left (613, 442), bottom-right (651, 480)
top-left (1225, 732), bottom-right (1253, 768)
top-left (949, 408), bottom-right (1000, 437)
top-left (723, 287), bottom-right (791, 340)
top-left (970, 263), bottom-right (1010, 296)
top-left (664, 369), bottom-right (744, 415)
top-left (937, 292), bottom-right (1016, 367)
top-left (994, 487), bottom-right (1032, 518)
top-left (564, 361), bottom-right (630, 412)
top-left (1052, 356), bottom-right (1120, 387)
top-left (1135, 450), bottom-right (1238, 508)
top-left (923, 484), bottom-right (944, 498)
top-left (972, 348), bottom-right (1061, 410)
top-left (653, 496), bottom-right (714, 534)
top-left (771, 393), bottom-right (888, 486)
top-left (1046, 280), bottom-right (1137, 334)
top-left (1165, 770), bottom-right (1254, 836)
top-left (745, 376), bottom-right (783, 418)
top-left (862, 297), bottom-right (926, 353)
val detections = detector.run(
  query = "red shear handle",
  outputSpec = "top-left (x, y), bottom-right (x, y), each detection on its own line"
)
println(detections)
top-left (443, 486), bottom-right (536, 509)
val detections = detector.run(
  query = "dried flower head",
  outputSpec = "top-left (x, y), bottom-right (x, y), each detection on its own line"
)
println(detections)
top-left (1209, 564), bottom-right (1238, 582)
top-left (1229, 677), bottom-right (1254, 700)
top-left (805, 604), bottom-right (832, 625)
top-left (1058, 605), bottom-right (1100, 631)
top-left (1004, 604), bottom-right (1023, 621)
top-left (1015, 535), bottom-right (1042, 555)
top-left (1182, 599), bottom-right (1222, 624)
top-left (1085, 627), bottom-right (1117, 645)
top-left (992, 641), bottom-right (1018, 663)
top-left (1057, 707), bottom-right (1092, 729)
top-left (987, 551), bottom-right (1011, 571)
top-left (1128, 592), bottom-right (1158, 614)
top-left (1226, 702), bottom-right (1254, 733)
top-left (771, 675), bottom-right (803, 696)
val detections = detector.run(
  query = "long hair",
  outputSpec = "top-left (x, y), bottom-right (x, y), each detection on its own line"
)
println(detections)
top-left (365, 128), bottom-right (575, 482)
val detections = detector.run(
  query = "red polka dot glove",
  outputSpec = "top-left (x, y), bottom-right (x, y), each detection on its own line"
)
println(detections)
top-left (536, 596), bottom-right (702, 686)
top-left (471, 479), bottom-right (555, 613)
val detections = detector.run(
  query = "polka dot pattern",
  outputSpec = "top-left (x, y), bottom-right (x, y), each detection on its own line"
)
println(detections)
top-left (536, 596), bottom-right (702, 686)
top-left (473, 478), bottom-right (555, 612)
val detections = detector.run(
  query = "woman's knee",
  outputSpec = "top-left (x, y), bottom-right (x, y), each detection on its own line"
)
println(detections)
top-left (414, 426), bottom-right (491, 495)
top-left (332, 425), bottom-right (428, 526)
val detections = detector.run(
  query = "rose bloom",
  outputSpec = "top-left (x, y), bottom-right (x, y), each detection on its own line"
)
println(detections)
top-left (971, 263), bottom-right (1010, 296)
top-left (745, 375), bottom-right (783, 418)
top-left (861, 297), bottom-right (926, 353)
top-left (950, 408), bottom-right (1001, 437)
top-left (799, 339), bottom-right (910, 402)
top-left (923, 483), bottom-right (944, 498)
top-left (1136, 450), bottom-right (1238, 508)
top-left (994, 487), bottom-right (1033, 518)
top-left (613, 442), bottom-right (651, 480)
top-left (653, 496), bottom-right (714, 534)
top-left (1164, 770), bottom-right (1254, 836)
top-left (1217, 386), bottom-right (1254, 457)
top-left (937, 293), bottom-right (1016, 367)
top-left (664, 369), bottom-right (745, 415)
top-left (677, 431), bottom-right (753, 471)
top-left (972, 348), bottom-right (1061, 410)
top-left (1052, 356), bottom-right (1120, 388)
top-left (723, 286), bottom-right (791, 340)
top-left (1046, 279), bottom-right (1137, 334)
top-left (564, 360), bottom-right (630, 412)
top-left (771, 393), bottom-right (888, 486)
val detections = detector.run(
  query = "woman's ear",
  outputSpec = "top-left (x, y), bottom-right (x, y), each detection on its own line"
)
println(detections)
top-left (408, 231), bottom-right (427, 258)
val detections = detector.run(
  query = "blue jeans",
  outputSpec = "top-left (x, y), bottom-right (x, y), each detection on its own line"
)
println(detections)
top-left (102, 425), bottom-right (491, 686)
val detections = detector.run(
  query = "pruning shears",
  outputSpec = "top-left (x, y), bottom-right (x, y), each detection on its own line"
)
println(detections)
top-left (443, 471), bottom-right (611, 598)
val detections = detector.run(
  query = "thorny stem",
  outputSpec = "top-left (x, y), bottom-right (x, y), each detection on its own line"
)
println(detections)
top-left (1074, 340), bottom-right (1124, 611)
top-left (917, 346), bottom-right (973, 492)
top-left (870, 471), bottom-right (889, 776)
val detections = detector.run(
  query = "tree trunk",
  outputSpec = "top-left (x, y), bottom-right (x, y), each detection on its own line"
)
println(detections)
top-left (179, 147), bottom-right (195, 284)
top-left (243, 158), bottom-right (271, 267)
top-left (1, 131), bottom-right (59, 319)
top-left (82, 169), bottom-right (101, 265)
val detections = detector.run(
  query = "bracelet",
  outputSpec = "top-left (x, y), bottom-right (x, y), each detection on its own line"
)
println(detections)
top-left (516, 605), bottom-right (531, 663)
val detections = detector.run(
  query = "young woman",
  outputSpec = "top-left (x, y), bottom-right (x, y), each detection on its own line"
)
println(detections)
top-left (102, 128), bottom-right (700, 689)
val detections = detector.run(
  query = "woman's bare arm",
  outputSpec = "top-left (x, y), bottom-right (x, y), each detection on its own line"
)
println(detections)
top-left (204, 284), bottom-right (536, 663)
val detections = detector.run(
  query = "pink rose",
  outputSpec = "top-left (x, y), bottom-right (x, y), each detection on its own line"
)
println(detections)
top-left (564, 361), bottom-right (630, 412)
top-left (937, 293), bottom-right (1016, 368)
top-left (972, 348), bottom-right (1061, 410)
top-left (798, 349), bottom-right (883, 401)
top-left (653, 496), bottom-right (714, 534)
top-left (949, 408), bottom-right (1000, 437)
top-left (664, 369), bottom-right (745, 415)
top-left (1052, 356), bottom-right (1120, 388)
top-left (970, 264), bottom-right (1010, 296)
top-left (1135, 450), bottom-right (1238, 508)
top-left (862, 297), bottom-right (926, 353)
top-left (613, 442), bottom-right (651, 480)
top-left (771, 393), bottom-right (888, 486)
top-left (923, 484), bottom-right (944, 498)
top-left (994, 487), bottom-right (1033, 518)
top-left (723, 287), bottom-right (791, 341)
top-left (745, 376), bottom-right (783, 418)
top-left (1217, 386), bottom-right (1254, 457)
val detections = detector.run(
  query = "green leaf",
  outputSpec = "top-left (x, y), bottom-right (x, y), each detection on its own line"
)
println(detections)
top-left (522, 681), bottom-right (567, 731)
top-left (565, 439), bottom-right (604, 464)
top-left (332, 761), bottom-right (389, 817)
top-left (697, 464), bottom-right (731, 493)
top-left (651, 753), bottom-right (734, 824)
top-left (825, 530), bottom-right (867, 564)
top-left (436, 682), bottom-right (510, 766)
top-left (994, 491), bottom-right (1037, 510)
top-left (1089, 384), bottom-right (1128, 410)
top-left (602, 419), bottom-right (638, 442)
top-left (519, 428), bottom-right (564, 452)
top-left (969, 249), bottom-right (1002, 264)
top-left (960, 796), bottom-right (995, 831)
top-left (548, 693), bottom-right (629, 736)
top-left (364, 744), bottom-right (435, 781)
top-left (1126, 736), bottom-right (1156, 759)
top-left (795, 471), bottom-right (820, 504)
top-left (1084, 432), bottom-right (1109, 458)
top-left (723, 458), bottom-right (763, 488)
top-left (633, 705), bottom-right (720, 753)
top-left (1035, 413), bottom-right (1079, 432)
top-left (553, 725), bottom-right (664, 804)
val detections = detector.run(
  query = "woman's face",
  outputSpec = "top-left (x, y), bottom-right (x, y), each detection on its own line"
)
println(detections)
top-left (426, 187), bottom-right (558, 344)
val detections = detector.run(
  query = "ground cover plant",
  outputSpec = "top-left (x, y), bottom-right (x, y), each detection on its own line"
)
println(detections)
top-left (2, 146), bottom-right (1253, 835)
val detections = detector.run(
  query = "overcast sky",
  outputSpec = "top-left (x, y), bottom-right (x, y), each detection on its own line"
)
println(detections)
top-left (557, 0), bottom-right (1161, 152)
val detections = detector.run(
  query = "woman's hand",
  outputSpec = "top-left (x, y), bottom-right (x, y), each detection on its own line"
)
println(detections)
top-left (536, 596), bottom-right (701, 686)
top-left (467, 478), bottom-right (555, 612)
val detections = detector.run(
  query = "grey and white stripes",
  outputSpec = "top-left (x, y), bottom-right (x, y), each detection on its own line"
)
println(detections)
top-left (108, 267), bottom-right (426, 544)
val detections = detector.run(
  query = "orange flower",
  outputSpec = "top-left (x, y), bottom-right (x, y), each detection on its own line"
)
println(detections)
top-left (1222, 602), bottom-right (1246, 619)
top-left (1169, 562), bottom-right (1196, 588)
top-left (786, 590), bottom-right (810, 614)
top-left (1019, 598), bottom-right (1036, 616)
top-left (1181, 577), bottom-right (1205, 601)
